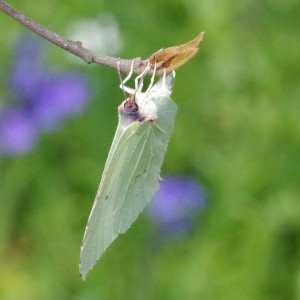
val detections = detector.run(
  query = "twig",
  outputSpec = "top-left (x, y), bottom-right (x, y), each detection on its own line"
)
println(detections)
top-left (0, 0), bottom-right (147, 74)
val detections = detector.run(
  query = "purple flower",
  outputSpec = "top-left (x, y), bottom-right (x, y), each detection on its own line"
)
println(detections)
top-left (149, 176), bottom-right (206, 237)
top-left (0, 35), bottom-right (90, 156)
top-left (0, 110), bottom-right (36, 155)
top-left (31, 73), bottom-right (89, 131)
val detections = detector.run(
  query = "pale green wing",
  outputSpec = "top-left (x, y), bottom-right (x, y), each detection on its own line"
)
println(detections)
top-left (80, 120), bottom-right (149, 279)
top-left (113, 95), bottom-right (177, 232)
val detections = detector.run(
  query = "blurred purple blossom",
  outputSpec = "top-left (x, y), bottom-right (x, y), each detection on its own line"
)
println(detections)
top-left (149, 176), bottom-right (206, 237)
top-left (0, 110), bottom-right (36, 155)
top-left (10, 37), bottom-right (44, 102)
top-left (31, 73), bottom-right (89, 131)
top-left (0, 35), bottom-right (89, 156)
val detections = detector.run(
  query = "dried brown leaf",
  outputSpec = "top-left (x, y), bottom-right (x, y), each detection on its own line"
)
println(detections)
top-left (148, 32), bottom-right (205, 75)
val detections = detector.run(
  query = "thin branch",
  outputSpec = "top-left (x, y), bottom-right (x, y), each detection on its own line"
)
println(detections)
top-left (0, 0), bottom-right (147, 74)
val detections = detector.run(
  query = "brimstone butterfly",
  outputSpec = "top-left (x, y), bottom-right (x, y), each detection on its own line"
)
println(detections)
top-left (80, 63), bottom-right (177, 279)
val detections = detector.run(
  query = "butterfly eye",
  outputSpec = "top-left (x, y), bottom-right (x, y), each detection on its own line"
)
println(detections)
top-left (124, 95), bottom-right (139, 113)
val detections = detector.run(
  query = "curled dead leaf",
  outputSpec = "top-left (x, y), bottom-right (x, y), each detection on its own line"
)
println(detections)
top-left (147, 32), bottom-right (205, 75)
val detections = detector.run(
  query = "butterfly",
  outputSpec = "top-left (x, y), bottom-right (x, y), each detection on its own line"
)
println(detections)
top-left (80, 62), bottom-right (177, 279)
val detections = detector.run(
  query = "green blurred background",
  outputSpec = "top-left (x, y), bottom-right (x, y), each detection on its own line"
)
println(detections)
top-left (1, 0), bottom-right (300, 299)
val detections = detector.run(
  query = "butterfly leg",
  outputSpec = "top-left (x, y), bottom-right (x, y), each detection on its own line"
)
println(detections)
top-left (145, 63), bottom-right (157, 96)
top-left (117, 59), bottom-right (130, 100)
top-left (122, 60), bottom-right (135, 85)
top-left (134, 62), bottom-right (152, 93)
top-left (118, 60), bottom-right (136, 94)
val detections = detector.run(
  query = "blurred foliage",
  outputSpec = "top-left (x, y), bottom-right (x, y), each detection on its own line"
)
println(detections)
top-left (1, 0), bottom-right (300, 299)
